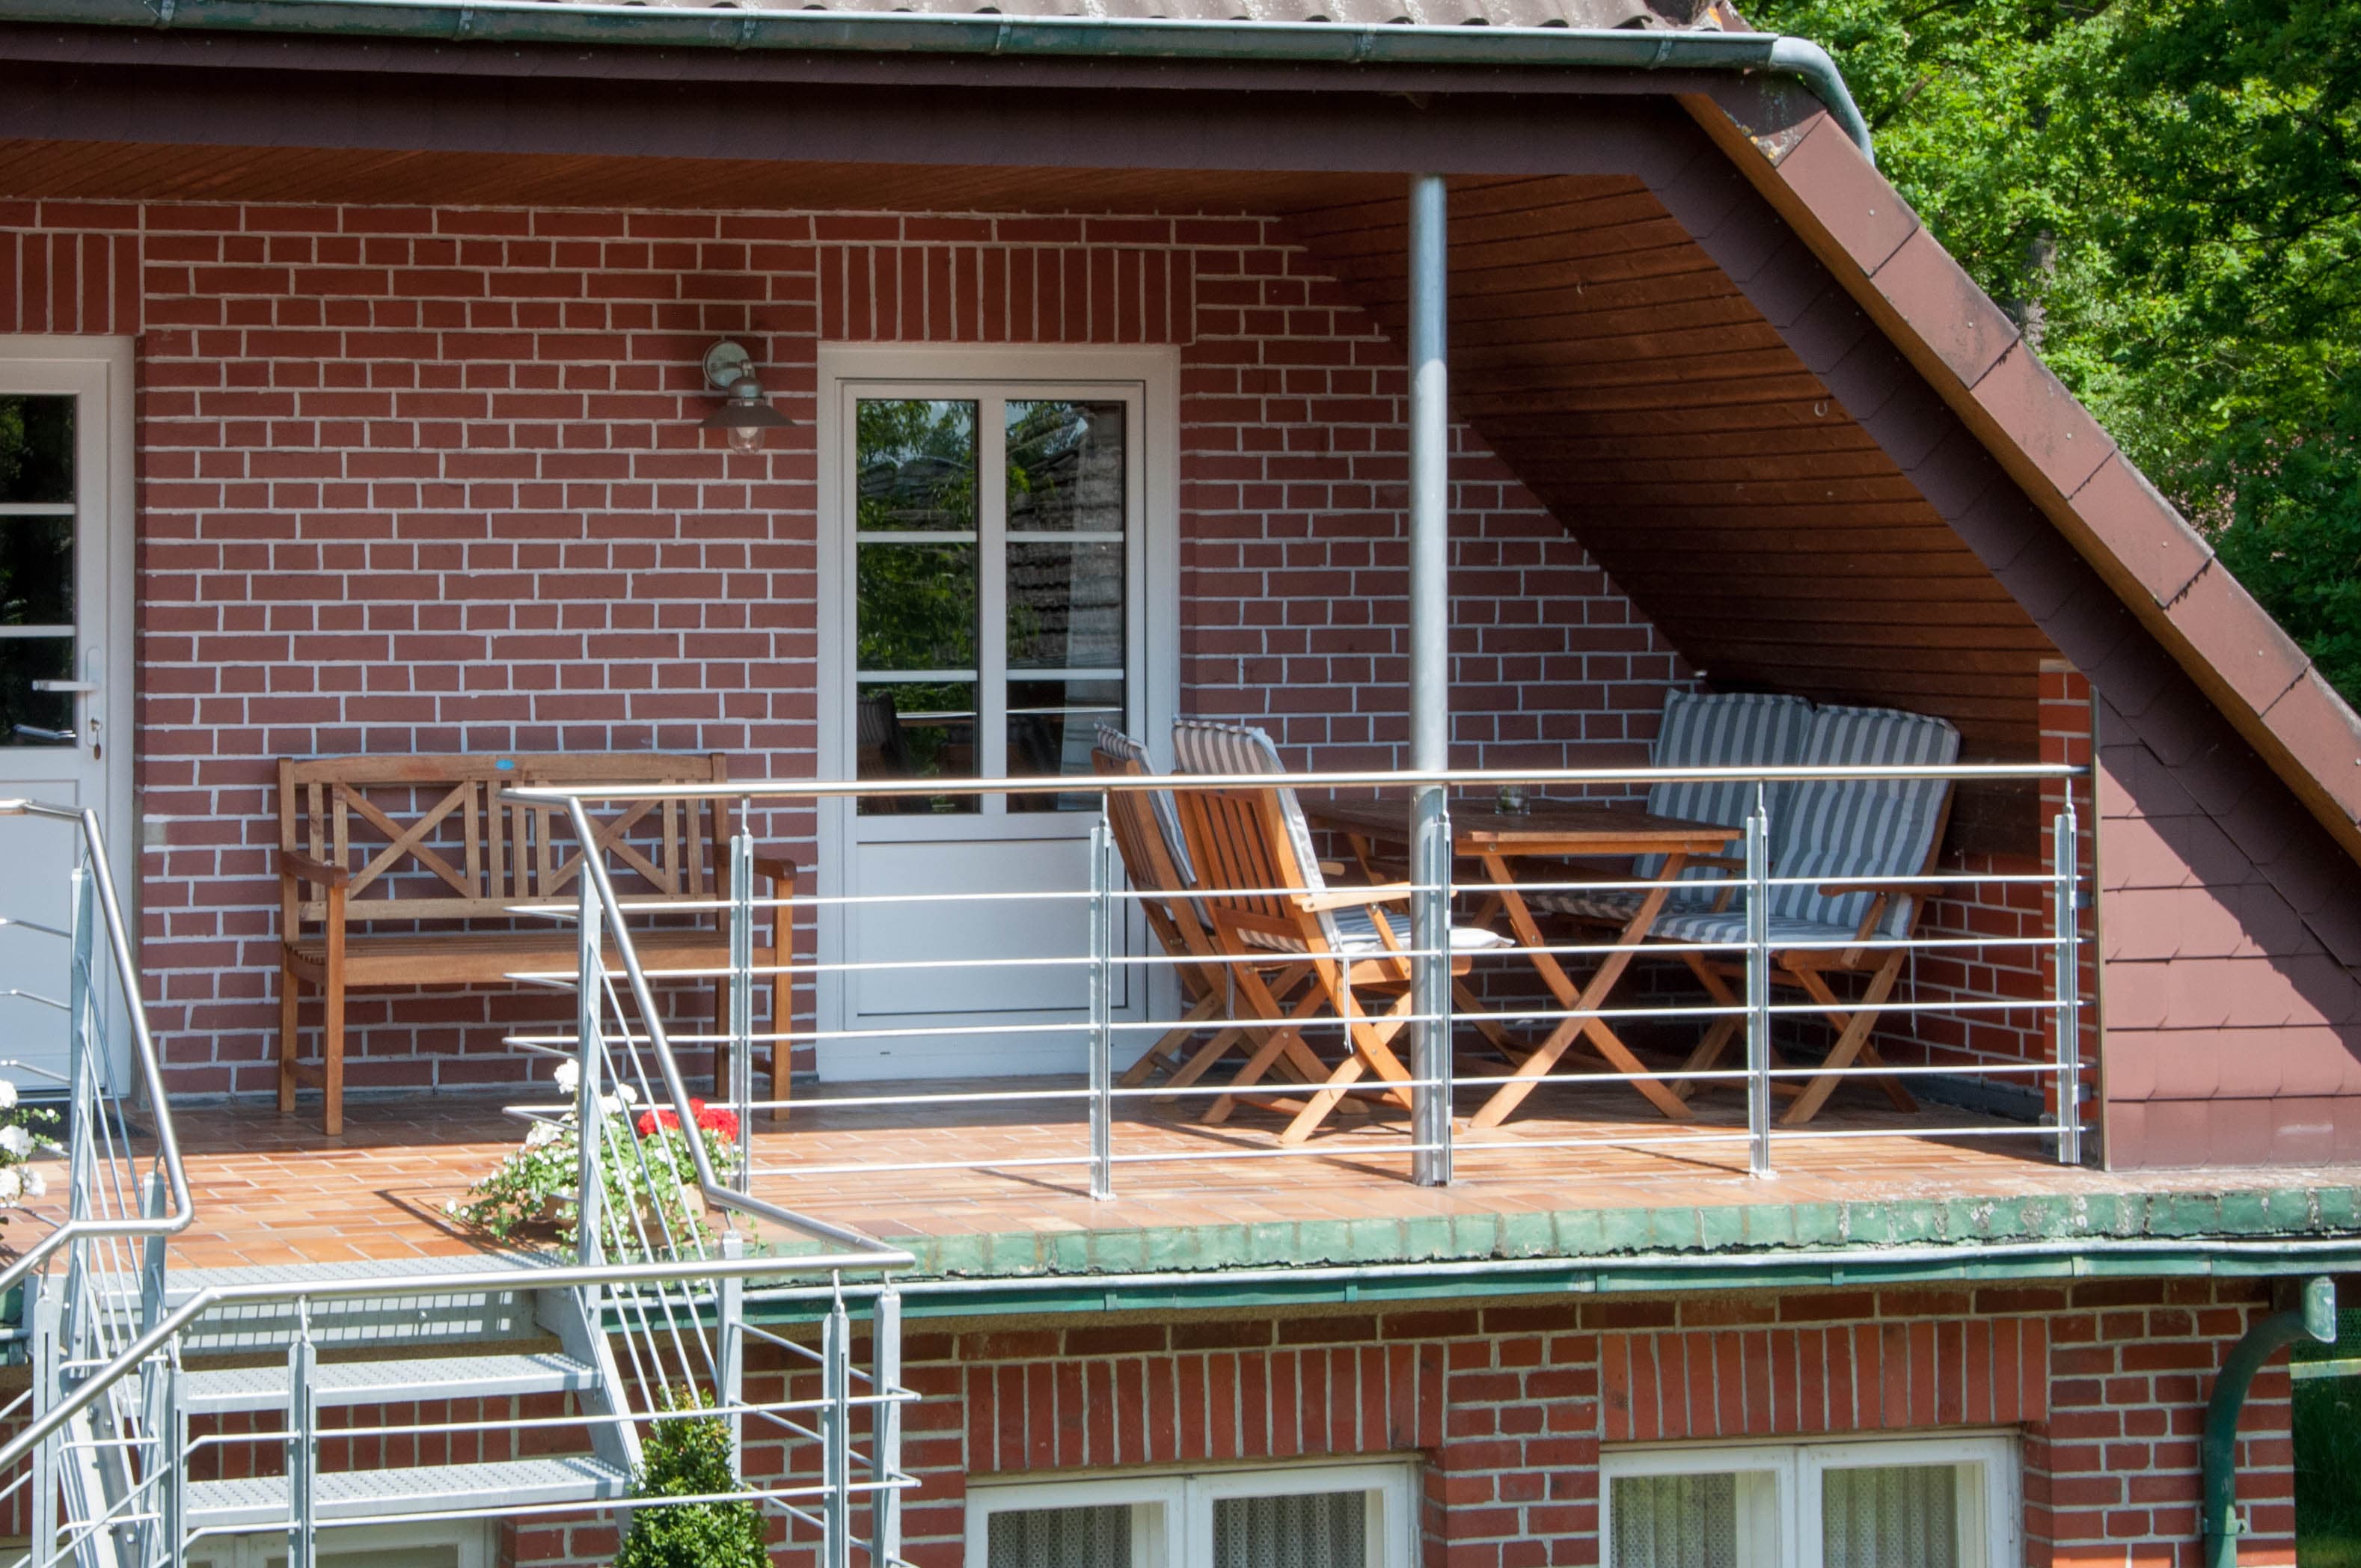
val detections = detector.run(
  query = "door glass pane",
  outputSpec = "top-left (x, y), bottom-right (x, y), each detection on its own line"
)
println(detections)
top-left (1006, 399), bottom-right (1125, 533)
top-left (1213, 1489), bottom-right (1367, 1568)
top-left (1008, 540), bottom-right (1124, 670)
top-left (1, 637), bottom-right (74, 747)
top-left (857, 681), bottom-right (978, 815)
top-left (858, 542), bottom-right (977, 673)
top-left (1009, 677), bottom-right (1125, 812)
top-left (1609, 1472), bottom-right (1740, 1568)
top-left (857, 399), bottom-right (977, 532)
top-left (269, 1548), bottom-right (462, 1568)
top-left (0, 396), bottom-right (73, 504)
top-left (1821, 1463), bottom-right (1960, 1568)
top-left (988, 1501), bottom-right (1134, 1568)
top-left (0, 517), bottom-right (73, 625)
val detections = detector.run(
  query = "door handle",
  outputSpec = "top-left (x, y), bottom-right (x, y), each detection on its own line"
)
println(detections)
top-left (30, 680), bottom-right (99, 695)
top-left (11, 725), bottom-right (74, 744)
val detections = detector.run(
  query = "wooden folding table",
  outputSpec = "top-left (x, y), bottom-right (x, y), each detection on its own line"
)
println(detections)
top-left (1304, 797), bottom-right (1736, 1124)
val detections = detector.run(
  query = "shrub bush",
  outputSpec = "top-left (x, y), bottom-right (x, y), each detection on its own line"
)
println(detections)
top-left (613, 1391), bottom-right (768, 1568)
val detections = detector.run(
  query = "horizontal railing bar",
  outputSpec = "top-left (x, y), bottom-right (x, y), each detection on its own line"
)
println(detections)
top-left (509, 761), bottom-right (2088, 806)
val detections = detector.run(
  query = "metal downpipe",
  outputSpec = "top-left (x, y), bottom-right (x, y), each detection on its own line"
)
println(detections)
top-left (2202, 1275), bottom-right (2336, 1567)
top-left (1406, 171), bottom-right (1452, 1189)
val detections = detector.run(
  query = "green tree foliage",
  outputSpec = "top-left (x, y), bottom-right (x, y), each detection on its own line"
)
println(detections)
top-left (612, 1393), bottom-right (769, 1568)
top-left (1748, 0), bottom-right (2361, 702)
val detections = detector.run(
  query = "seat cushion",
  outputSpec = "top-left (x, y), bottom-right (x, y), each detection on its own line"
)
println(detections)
top-left (1524, 889), bottom-right (1653, 924)
top-left (1237, 908), bottom-right (1513, 957)
top-left (1773, 703), bottom-right (1960, 937)
top-left (1647, 910), bottom-right (1863, 955)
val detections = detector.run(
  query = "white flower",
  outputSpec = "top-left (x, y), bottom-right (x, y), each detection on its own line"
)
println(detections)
top-left (616, 1082), bottom-right (639, 1106)
top-left (0, 1126), bottom-right (28, 1159)
top-left (553, 1060), bottom-right (581, 1095)
top-left (526, 1121), bottom-right (562, 1148)
top-left (598, 1093), bottom-right (622, 1117)
top-left (0, 1169), bottom-right (22, 1203)
top-left (22, 1169), bottom-right (45, 1198)
top-left (0, 1080), bottom-right (19, 1109)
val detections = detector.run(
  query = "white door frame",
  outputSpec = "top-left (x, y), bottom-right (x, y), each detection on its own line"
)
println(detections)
top-left (0, 336), bottom-right (138, 1091)
top-left (812, 343), bottom-right (1182, 1075)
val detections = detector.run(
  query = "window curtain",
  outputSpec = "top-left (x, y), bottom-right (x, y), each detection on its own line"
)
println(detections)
top-left (987, 1502), bottom-right (1134, 1568)
top-left (1608, 1472), bottom-right (1742, 1568)
top-left (1212, 1489), bottom-right (1368, 1568)
top-left (1819, 1463), bottom-right (1959, 1568)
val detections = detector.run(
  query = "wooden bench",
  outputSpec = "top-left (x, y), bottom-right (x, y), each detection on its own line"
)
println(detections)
top-left (277, 753), bottom-right (794, 1135)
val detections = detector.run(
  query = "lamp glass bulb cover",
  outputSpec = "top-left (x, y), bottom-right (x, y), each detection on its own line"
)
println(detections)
top-left (726, 423), bottom-right (766, 453)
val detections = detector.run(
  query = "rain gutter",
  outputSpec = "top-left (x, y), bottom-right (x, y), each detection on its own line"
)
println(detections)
top-left (2202, 1275), bottom-right (2336, 1567)
top-left (734, 1234), bottom-right (2361, 1321)
top-left (0, 0), bottom-right (1875, 162)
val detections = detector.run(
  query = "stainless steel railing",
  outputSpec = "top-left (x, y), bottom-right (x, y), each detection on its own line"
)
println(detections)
top-left (508, 760), bottom-right (2091, 1207)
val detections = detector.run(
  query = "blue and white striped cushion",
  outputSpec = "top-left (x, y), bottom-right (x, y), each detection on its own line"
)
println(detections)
top-left (1770, 704), bottom-right (1959, 937)
top-left (1638, 690), bottom-right (1812, 904)
top-left (1172, 719), bottom-right (1342, 947)
top-left (1648, 909), bottom-right (1867, 952)
top-left (1094, 725), bottom-right (1195, 886)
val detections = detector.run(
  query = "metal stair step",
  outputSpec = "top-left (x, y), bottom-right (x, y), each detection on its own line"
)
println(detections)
top-left (182, 1351), bottom-right (599, 1415)
top-left (184, 1457), bottom-right (630, 1530)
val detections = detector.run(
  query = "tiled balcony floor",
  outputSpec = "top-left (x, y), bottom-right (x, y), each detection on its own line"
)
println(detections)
top-left (36, 1075), bottom-right (2357, 1275)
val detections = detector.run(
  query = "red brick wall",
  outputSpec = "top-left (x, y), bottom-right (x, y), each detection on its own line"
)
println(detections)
top-left (497, 1278), bottom-right (2293, 1568)
top-left (0, 198), bottom-right (1685, 1097)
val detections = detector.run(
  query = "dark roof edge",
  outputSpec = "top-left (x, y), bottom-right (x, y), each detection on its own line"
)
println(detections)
top-left (1682, 91), bottom-right (2361, 867)
top-left (0, 0), bottom-right (1872, 156)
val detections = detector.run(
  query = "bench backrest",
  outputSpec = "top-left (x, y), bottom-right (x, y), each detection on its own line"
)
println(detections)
top-left (278, 753), bottom-right (735, 923)
top-left (1771, 705), bottom-right (1960, 938)
top-left (1640, 690), bottom-right (1815, 902)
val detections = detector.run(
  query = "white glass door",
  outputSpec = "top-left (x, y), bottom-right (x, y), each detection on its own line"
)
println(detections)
top-left (818, 349), bottom-right (1176, 1081)
top-left (0, 341), bottom-right (132, 1094)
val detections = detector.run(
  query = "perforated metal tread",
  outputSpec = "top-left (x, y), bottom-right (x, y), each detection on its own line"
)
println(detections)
top-left (182, 1351), bottom-right (598, 1415)
top-left (185, 1457), bottom-right (628, 1528)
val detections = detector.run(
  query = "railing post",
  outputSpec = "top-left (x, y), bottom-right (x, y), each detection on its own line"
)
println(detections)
top-left (822, 1289), bottom-right (853, 1568)
top-left (575, 874), bottom-right (605, 1268)
top-left (286, 1307), bottom-right (317, 1568)
top-left (2051, 800), bottom-right (2083, 1166)
top-left (869, 1286), bottom-right (902, 1568)
top-left (31, 1278), bottom-right (58, 1566)
top-left (1745, 791), bottom-right (1772, 1179)
top-left (1087, 809), bottom-right (1116, 1203)
top-left (154, 1351), bottom-right (184, 1568)
top-left (63, 863), bottom-right (95, 1362)
top-left (718, 1231), bottom-right (745, 1466)
top-left (1412, 792), bottom-right (1454, 1188)
top-left (729, 827), bottom-right (755, 1195)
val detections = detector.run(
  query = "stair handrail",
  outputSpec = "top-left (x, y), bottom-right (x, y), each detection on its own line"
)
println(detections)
top-left (0, 1244), bottom-right (908, 1478)
top-left (554, 794), bottom-right (905, 1261)
top-left (0, 800), bottom-right (193, 1302)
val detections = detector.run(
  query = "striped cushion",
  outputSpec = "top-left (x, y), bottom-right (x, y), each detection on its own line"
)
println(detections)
top-left (1171, 719), bottom-right (1341, 947)
top-left (1649, 909), bottom-right (1867, 952)
top-left (1771, 704), bottom-right (1959, 937)
top-left (1638, 690), bottom-right (1811, 905)
top-left (1094, 725), bottom-right (1195, 885)
top-left (1523, 889), bottom-right (1650, 924)
top-left (1237, 907), bottom-right (1514, 958)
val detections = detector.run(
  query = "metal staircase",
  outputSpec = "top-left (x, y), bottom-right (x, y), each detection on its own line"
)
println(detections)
top-left (0, 797), bottom-right (915, 1568)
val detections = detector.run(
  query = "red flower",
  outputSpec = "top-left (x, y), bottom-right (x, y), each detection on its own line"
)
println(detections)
top-left (634, 1098), bottom-right (737, 1141)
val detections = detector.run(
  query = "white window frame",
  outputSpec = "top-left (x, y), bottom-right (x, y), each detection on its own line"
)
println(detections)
top-left (1602, 1433), bottom-right (2020, 1568)
top-left (964, 1459), bottom-right (1418, 1568)
top-left (186, 1518), bottom-right (494, 1568)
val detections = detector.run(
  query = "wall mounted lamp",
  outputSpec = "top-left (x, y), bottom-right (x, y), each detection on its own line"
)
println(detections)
top-left (699, 340), bottom-right (792, 453)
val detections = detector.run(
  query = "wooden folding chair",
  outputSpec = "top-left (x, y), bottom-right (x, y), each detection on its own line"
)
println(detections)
top-left (1650, 703), bottom-right (1961, 1124)
top-left (1090, 729), bottom-right (1304, 1094)
top-left (1169, 721), bottom-right (1507, 1145)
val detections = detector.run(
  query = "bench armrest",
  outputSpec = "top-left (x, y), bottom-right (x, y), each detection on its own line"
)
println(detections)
top-left (1685, 854), bottom-right (1745, 873)
top-left (1817, 878), bottom-right (1923, 897)
top-left (1291, 882), bottom-right (1413, 913)
top-left (708, 845), bottom-right (799, 888)
top-left (279, 849), bottom-right (350, 890)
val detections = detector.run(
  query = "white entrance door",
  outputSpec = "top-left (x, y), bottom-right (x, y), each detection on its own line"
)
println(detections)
top-left (816, 346), bottom-right (1178, 1081)
top-left (0, 340), bottom-right (135, 1093)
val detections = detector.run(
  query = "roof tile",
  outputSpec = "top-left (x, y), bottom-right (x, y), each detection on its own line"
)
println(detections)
top-left (2164, 560), bottom-right (2312, 721)
top-left (1870, 226), bottom-right (2018, 390)
top-left (1771, 118), bottom-right (1918, 278)
top-left (1967, 340), bottom-right (2114, 500)
top-left (2069, 453), bottom-right (2214, 610)
top-left (2262, 664), bottom-right (2361, 829)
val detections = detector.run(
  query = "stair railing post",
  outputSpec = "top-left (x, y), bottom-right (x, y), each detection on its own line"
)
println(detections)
top-left (869, 1286), bottom-right (902, 1568)
top-left (31, 1279), bottom-right (58, 1566)
top-left (2051, 800), bottom-right (2083, 1166)
top-left (1087, 810), bottom-right (1115, 1203)
top-left (150, 1350), bottom-right (183, 1568)
top-left (1745, 788), bottom-right (1773, 1179)
top-left (287, 1305), bottom-right (317, 1568)
top-left (575, 874), bottom-right (605, 1270)
top-left (729, 827), bottom-right (755, 1195)
top-left (822, 1288), bottom-right (852, 1568)
top-left (62, 863), bottom-right (95, 1365)
top-left (718, 1231), bottom-right (745, 1466)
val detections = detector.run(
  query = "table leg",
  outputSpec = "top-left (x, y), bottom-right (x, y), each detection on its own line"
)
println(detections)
top-left (1469, 857), bottom-right (1694, 1126)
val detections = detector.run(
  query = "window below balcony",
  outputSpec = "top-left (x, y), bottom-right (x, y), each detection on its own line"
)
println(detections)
top-left (1603, 1434), bottom-right (2020, 1568)
top-left (966, 1459), bottom-right (1417, 1568)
